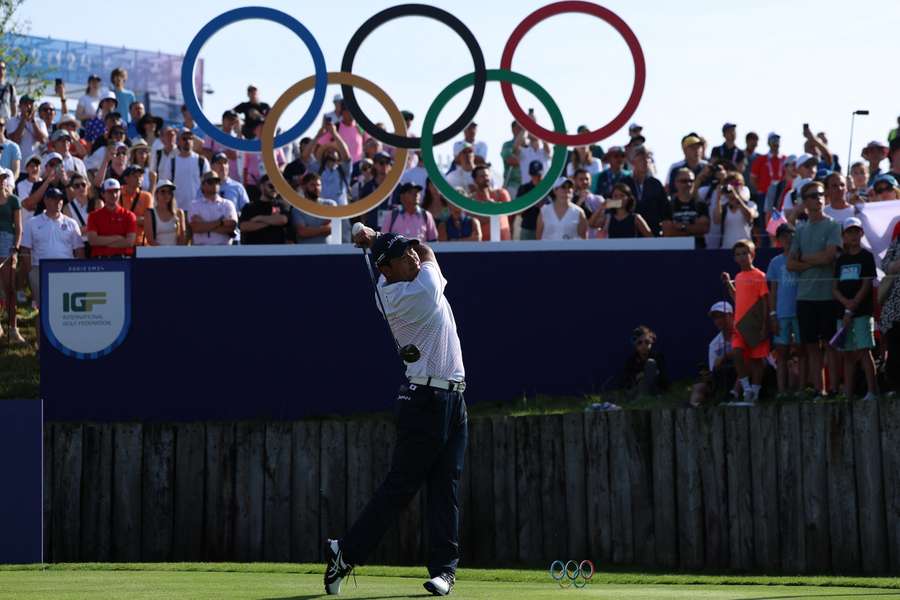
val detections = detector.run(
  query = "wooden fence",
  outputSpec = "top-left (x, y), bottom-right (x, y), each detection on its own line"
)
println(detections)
top-left (45, 399), bottom-right (900, 573)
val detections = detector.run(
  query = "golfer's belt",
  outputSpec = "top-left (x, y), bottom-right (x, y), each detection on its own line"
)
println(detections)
top-left (409, 376), bottom-right (466, 392)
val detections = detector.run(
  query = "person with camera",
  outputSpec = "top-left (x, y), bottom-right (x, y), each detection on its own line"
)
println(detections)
top-left (22, 153), bottom-right (68, 218)
top-left (660, 167), bottom-right (710, 248)
top-left (6, 95), bottom-right (47, 158)
top-left (591, 183), bottom-right (652, 238)
top-left (713, 171), bottom-right (757, 250)
top-left (189, 171), bottom-right (238, 246)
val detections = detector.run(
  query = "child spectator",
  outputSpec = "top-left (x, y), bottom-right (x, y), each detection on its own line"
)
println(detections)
top-left (722, 239), bottom-right (770, 404)
top-left (620, 325), bottom-right (669, 397)
top-left (833, 217), bottom-right (878, 400)
top-left (767, 223), bottom-right (804, 395)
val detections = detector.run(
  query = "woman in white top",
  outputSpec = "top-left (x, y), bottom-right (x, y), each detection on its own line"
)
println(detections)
top-left (144, 180), bottom-right (185, 246)
top-left (75, 75), bottom-right (102, 123)
top-left (714, 171), bottom-right (757, 250)
top-left (15, 155), bottom-right (41, 221)
top-left (536, 177), bottom-right (587, 240)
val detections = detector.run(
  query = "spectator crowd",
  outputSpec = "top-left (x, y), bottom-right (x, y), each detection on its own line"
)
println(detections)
top-left (0, 63), bottom-right (898, 394)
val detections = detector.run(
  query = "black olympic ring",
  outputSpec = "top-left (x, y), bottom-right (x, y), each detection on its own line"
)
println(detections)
top-left (340, 3), bottom-right (487, 149)
top-left (549, 559), bottom-right (594, 588)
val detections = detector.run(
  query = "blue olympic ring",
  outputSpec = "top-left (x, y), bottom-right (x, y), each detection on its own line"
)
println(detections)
top-left (180, 7), bottom-right (328, 152)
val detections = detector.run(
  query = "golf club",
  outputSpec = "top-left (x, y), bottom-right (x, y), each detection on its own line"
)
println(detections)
top-left (847, 109), bottom-right (869, 177)
top-left (352, 223), bottom-right (420, 364)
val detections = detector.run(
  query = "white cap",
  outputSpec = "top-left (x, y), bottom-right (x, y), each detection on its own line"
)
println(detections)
top-left (0, 167), bottom-right (13, 179)
top-left (796, 153), bottom-right (817, 167)
top-left (842, 216), bottom-right (863, 232)
top-left (102, 178), bottom-right (121, 191)
top-left (42, 152), bottom-right (63, 167)
top-left (155, 178), bottom-right (176, 191)
top-left (628, 122), bottom-right (642, 131)
top-left (784, 154), bottom-right (798, 166)
top-left (708, 301), bottom-right (734, 315)
top-left (553, 176), bottom-right (573, 189)
top-left (101, 90), bottom-right (117, 104)
top-left (333, 93), bottom-right (343, 103)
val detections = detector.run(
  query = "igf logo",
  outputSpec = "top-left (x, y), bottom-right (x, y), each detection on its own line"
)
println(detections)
top-left (63, 292), bottom-right (107, 312)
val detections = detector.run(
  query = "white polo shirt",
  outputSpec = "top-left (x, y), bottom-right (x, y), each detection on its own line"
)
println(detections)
top-left (20, 212), bottom-right (83, 265)
top-left (378, 260), bottom-right (465, 381)
top-left (189, 195), bottom-right (237, 245)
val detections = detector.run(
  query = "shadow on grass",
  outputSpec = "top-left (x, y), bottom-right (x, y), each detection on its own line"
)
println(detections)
top-left (738, 592), bottom-right (900, 600)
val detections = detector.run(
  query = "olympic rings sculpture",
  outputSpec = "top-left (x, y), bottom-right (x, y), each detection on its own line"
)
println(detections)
top-left (549, 559), bottom-right (595, 588)
top-left (181, 2), bottom-right (645, 219)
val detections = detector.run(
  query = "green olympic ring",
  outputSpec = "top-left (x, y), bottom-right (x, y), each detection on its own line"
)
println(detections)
top-left (420, 68), bottom-right (567, 217)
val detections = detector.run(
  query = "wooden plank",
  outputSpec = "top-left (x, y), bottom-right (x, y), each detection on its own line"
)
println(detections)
top-left (800, 402), bottom-right (831, 572)
top-left (80, 423), bottom-right (112, 561)
top-left (263, 422), bottom-right (292, 562)
top-left (52, 423), bottom-right (82, 562)
top-left (43, 423), bottom-right (52, 562)
top-left (852, 398), bottom-right (887, 573)
top-left (749, 404), bottom-right (779, 572)
top-left (675, 409), bottom-right (704, 569)
top-left (778, 402), bottom-right (805, 573)
top-left (515, 416), bottom-right (542, 564)
top-left (699, 408), bottom-right (729, 569)
top-left (880, 398), bottom-right (900, 573)
top-left (628, 411), bottom-right (655, 567)
top-left (651, 409), bottom-right (677, 568)
top-left (563, 412), bottom-right (587, 562)
top-left (491, 416), bottom-right (517, 564)
top-left (234, 422), bottom-right (265, 562)
top-left (540, 415), bottom-right (567, 562)
top-left (345, 420), bottom-right (373, 541)
top-left (319, 421), bottom-right (347, 554)
top-left (141, 424), bottom-right (175, 561)
top-left (372, 419), bottom-right (400, 564)
top-left (457, 418), bottom-right (473, 567)
top-left (725, 407), bottom-right (754, 570)
top-left (173, 423), bottom-right (205, 561)
top-left (291, 420), bottom-right (321, 563)
top-left (584, 411), bottom-right (612, 564)
top-left (204, 423), bottom-right (235, 561)
top-left (469, 418), bottom-right (494, 564)
top-left (826, 402), bottom-right (860, 573)
top-left (112, 423), bottom-right (142, 561)
top-left (607, 410), bottom-right (633, 565)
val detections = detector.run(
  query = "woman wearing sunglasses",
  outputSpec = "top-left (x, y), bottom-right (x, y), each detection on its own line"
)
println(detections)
top-left (870, 173), bottom-right (900, 201)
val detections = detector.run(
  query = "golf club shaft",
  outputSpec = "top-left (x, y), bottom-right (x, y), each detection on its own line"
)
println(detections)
top-left (360, 247), bottom-right (405, 360)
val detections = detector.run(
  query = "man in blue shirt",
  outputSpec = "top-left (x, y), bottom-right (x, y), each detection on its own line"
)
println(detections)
top-left (594, 145), bottom-right (631, 198)
top-left (110, 68), bottom-right (136, 124)
top-left (210, 152), bottom-right (249, 243)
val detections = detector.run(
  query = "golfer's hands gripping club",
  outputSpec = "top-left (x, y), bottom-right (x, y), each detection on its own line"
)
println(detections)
top-left (352, 223), bottom-right (377, 249)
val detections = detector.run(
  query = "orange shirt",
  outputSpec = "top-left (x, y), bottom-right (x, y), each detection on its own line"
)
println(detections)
top-left (120, 188), bottom-right (153, 245)
top-left (734, 267), bottom-right (768, 323)
top-left (86, 205), bottom-right (137, 257)
top-left (471, 188), bottom-right (511, 241)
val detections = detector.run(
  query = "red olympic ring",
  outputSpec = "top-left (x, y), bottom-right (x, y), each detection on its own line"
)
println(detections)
top-left (500, 1), bottom-right (646, 146)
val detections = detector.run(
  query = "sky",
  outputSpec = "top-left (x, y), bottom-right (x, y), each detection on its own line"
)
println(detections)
top-left (15, 0), bottom-right (900, 176)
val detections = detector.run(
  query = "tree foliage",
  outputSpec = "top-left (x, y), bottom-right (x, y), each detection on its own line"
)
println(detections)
top-left (0, 0), bottom-right (48, 97)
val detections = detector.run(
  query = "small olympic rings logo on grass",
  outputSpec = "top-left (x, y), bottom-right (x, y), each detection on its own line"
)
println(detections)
top-left (549, 559), bottom-right (594, 588)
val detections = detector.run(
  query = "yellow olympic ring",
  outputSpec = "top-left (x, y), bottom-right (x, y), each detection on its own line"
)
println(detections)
top-left (260, 72), bottom-right (409, 219)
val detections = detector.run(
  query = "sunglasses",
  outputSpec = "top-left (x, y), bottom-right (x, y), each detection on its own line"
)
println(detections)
top-left (875, 186), bottom-right (892, 193)
top-left (803, 191), bottom-right (825, 199)
top-left (677, 178), bottom-right (694, 184)
top-left (115, 151), bottom-right (127, 156)
top-left (70, 182), bottom-right (86, 189)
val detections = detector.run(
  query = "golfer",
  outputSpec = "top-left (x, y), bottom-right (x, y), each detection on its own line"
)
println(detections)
top-left (324, 226), bottom-right (467, 597)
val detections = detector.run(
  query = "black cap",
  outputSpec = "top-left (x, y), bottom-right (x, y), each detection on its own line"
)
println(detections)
top-left (397, 182), bottom-right (422, 195)
top-left (222, 109), bottom-right (238, 120)
top-left (528, 160), bottom-right (544, 176)
top-left (123, 165), bottom-right (144, 177)
top-left (374, 151), bottom-right (393, 164)
top-left (44, 186), bottom-right (65, 200)
top-left (371, 233), bottom-right (420, 267)
top-left (212, 151), bottom-right (228, 163)
top-left (775, 223), bottom-right (795, 237)
top-left (401, 110), bottom-right (414, 121)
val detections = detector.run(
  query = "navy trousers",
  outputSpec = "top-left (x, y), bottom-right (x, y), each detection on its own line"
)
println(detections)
top-left (341, 383), bottom-right (468, 576)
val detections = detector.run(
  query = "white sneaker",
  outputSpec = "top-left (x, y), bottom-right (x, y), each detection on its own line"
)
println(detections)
top-left (862, 392), bottom-right (879, 402)
top-left (323, 539), bottom-right (354, 595)
top-left (424, 573), bottom-right (455, 596)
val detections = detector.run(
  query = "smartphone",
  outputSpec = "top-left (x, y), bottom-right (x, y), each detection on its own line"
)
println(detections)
top-left (528, 108), bottom-right (535, 115)
top-left (55, 78), bottom-right (63, 87)
top-left (606, 199), bottom-right (623, 210)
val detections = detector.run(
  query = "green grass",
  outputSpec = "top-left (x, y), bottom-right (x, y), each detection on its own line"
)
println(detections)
top-left (0, 306), bottom-right (39, 399)
top-left (2, 564), bottom-right (900, 599)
